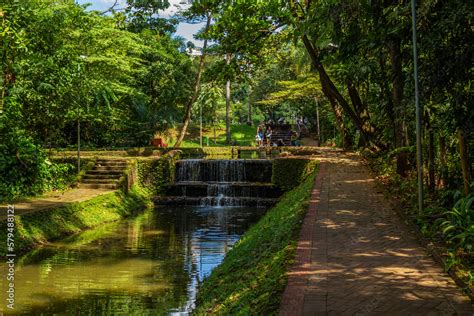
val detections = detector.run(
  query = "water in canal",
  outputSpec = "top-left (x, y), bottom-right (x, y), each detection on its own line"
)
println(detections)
top-left (0, 205), bottom-right (266, 315)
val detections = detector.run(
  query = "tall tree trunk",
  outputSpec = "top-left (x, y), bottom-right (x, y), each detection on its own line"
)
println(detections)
top-left (378, 56), bottom-right (397, 145)
top-left (314, 97), bottom-right (320, 146)
top-left (174, 14), bottom-right (211, 148)
top-left (439, 135), bottom-right (447, 187)
top-left (301, 34), bottom-right (377, 149)
top-left (458, 128), bottom-right (471, 195)
top-left (329, 101), bottom-right (352, 149)
top-left (225, 53), bottom-right (232, 144)
top-left (389, 39), bottom-right (408, 176)
top-left (347, 79), bottom-right (370, 146)
top-left (428, 123), bottom-right (435, 193)
top-left (289, 1), bottom-right (385, 149)
top-left (247, 85), bottom-right (252, 126)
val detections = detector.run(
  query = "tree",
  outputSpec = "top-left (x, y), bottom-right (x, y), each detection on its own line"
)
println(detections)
top-left (174, 8), bottom-right (212, 147)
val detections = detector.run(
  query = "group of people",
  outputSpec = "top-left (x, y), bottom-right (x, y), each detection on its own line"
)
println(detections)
top-left (255, 124), bottom-right (272, 148)
top-left (255, 116), bottom-right (309, 147)
top-left (296, 116), bottom-right (309, 134)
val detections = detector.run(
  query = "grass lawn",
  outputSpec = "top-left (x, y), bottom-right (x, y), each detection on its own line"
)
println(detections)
top-left (161, 124), bottom-right (257, 147)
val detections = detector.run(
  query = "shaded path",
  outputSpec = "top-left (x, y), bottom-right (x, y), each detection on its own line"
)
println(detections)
top-left (280, 150), bottom-right (472, 315)
top-left (0, 188), bottom-right (113, 220)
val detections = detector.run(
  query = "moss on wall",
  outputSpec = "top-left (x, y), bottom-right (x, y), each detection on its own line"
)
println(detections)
top-left (137, 151), bottom-right (181, 195)
top-left (52, 146), bottom-right (235, 159)
top-left (167, 147), bottom-right (233, 158)
top-left (272, 157), bottom-right (319, 191)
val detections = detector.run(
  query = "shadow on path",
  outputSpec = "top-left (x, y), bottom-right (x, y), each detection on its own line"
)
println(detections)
top-left (280, 149), bottom-right (472, 315)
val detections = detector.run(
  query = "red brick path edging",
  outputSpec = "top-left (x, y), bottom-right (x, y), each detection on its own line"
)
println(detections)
top-left (279, 162), bottom-right (327, 316)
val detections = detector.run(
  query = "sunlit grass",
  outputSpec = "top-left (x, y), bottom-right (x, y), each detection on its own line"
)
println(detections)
top-left (165, 124), bottom-right (257, 147)
top-left (0, 186), bottom-right (151, 256)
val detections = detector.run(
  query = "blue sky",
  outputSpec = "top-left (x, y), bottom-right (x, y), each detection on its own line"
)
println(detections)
top-left (76, 0), bottom-right (205, 46)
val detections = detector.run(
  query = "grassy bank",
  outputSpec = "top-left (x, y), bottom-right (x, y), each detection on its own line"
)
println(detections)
top-left (0, 185), bottom-right (151, 256)
top-left (193, 163), bottom-right (318, 315)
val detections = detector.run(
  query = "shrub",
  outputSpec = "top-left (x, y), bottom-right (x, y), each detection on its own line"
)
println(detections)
top-left (272, 157), bottom-right (318, 191)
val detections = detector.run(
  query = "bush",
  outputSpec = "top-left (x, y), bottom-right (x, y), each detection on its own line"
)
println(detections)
top-left (272, 157), bottom-right (318, 191)
top-left (0, 122), bottom-right (49, 202)
top-left (137, 151), bottom-right (181, 195)
top-left (435, 194), bottom-right (474, 259)
top-left (0, 101), bottom-right (82, 202)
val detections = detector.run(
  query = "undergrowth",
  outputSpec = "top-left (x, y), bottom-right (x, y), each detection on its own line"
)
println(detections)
top-left (365, 152), bottom-right (473, 296)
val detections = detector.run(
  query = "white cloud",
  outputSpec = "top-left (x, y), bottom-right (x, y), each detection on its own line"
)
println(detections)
top-left (176, 22), bottom-right (205, 46)
top-left (77, 0), bottom-right (127, 11)
top-left (77, 0), bottom-right (203, 46)
top-left (159, 0), bottom-right (191, 19)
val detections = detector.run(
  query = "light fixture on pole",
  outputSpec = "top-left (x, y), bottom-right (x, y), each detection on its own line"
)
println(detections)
top-left (411, 0), bottom-right (423, 215)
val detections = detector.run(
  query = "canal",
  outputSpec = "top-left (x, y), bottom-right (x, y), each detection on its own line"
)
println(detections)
top-left (0, 205), bottom-right (266, 315)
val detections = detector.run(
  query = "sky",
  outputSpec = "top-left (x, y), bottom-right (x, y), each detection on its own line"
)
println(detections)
top-left (76, 0), bottom-right (205, 46)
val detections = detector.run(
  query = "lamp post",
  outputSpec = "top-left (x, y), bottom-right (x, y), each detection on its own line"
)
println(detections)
top-left (411, 0), bottom-right (423, 215)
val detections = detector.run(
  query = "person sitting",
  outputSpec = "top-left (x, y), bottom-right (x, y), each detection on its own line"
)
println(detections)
top-left (265, 126), bottom-right (273, 147)
top-left (277, 117), bottom-right (285, 125)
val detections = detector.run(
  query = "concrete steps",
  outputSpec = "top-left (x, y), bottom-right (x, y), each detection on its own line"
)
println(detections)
top-left (78, 183), bottom-right (120, 189)
top-left (88, 170), bottom-right (124, 175)
top-left (78, 159), bottom-right (128, 189)
top-left (270, 131), bottom-right (293, 145)
top-left (152, 196), bottom-right (278, 207)
top-left (82, 174), bottom-right (122, 180)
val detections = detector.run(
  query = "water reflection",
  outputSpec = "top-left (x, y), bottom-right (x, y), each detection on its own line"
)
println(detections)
top-left (0, 206), bottom-right (265, 315)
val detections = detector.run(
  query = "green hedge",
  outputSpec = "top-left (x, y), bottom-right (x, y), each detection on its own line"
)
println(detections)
top-left (272, 157), bottom-right (319, 191)
top-left (167, 147), bottom-right (233, 158)
top-left (193, 165), bottom-right (319, 314)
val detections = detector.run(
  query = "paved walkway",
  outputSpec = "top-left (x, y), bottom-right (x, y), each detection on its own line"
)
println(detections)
top-left (280, 151), bottom-right (472, 315)
top-left (0, 188), bottom-right (113, 220)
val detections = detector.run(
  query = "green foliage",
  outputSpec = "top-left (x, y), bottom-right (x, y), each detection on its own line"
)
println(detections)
top-left (0, 125), bottom-right (48, 201)
top-left (435, 194), bottom-right (474, 257)
top-left (0, 100), bottom-right (90, 202)
top-left (0, 99), bottom-right (77, 201)
top-left (137, 152), bottom-right (181, 195)
top-left (272, 158), bottom-right (319, 191)
top-left (193, 167), bottom-right (318, 315)
top-left (0, 185), bottom-right (150, 256)
top-left (228, 124), bottom-right (256, 146)
top-left (194, 82), bottom-right (223, 124)
top-left (2, 0), bottom-right (193, 149)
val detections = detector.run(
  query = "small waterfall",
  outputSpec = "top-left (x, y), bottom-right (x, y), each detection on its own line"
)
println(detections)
top-left (201, 184), bottom-right (239, 207)
top-left (175, 159), bottom-right (247, 182)
top-left (176, 159), bottom-right (201, 182)
top-left (207, 183), bottom-right (231, 197)
top-left (159, 159), bottom-right (281, 207)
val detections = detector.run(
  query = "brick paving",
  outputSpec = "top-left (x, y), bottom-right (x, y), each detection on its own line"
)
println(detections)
top-left (280, 150), bottom-right (472, 315)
